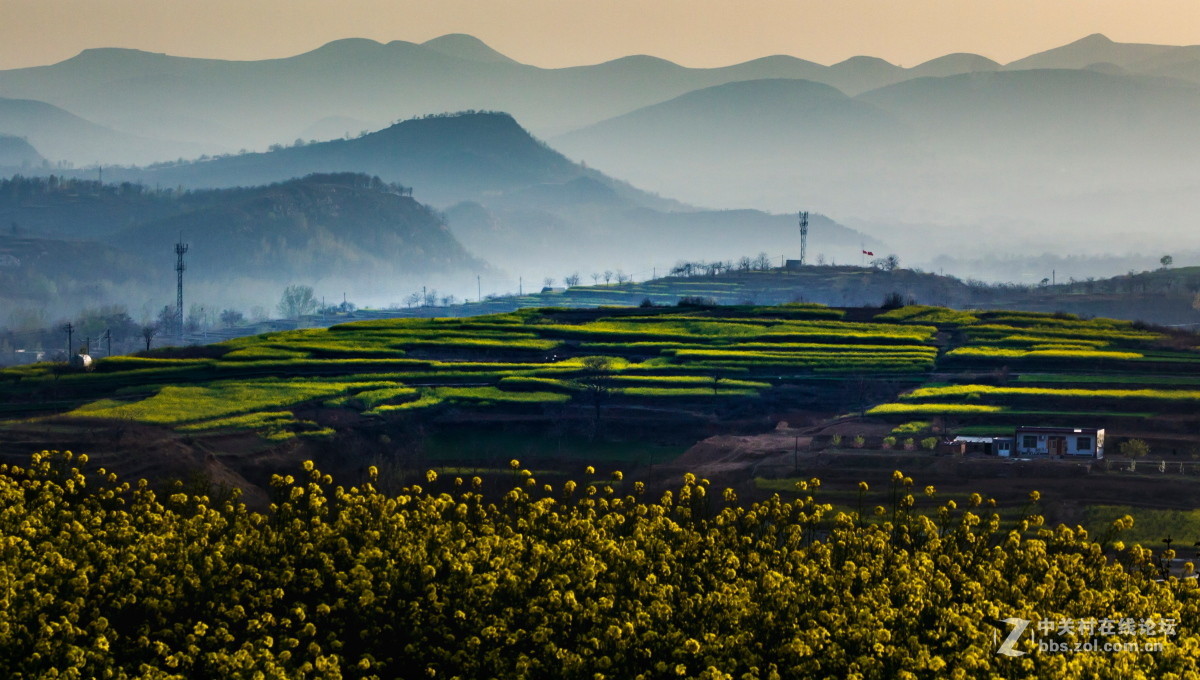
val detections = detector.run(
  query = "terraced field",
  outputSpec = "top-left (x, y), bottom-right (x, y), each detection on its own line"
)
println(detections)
top-left (865, 309), bottom-right (1200, 428)
top-left (3, 304), bottom-right (1198, 444)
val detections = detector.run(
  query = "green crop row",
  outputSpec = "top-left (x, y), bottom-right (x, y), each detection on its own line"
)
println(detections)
top-left (68, 379), bottom-right (389, 425)
top-left (325, 386), bottom-right (420, 409)
top-left (976, 311), bottom-right (1134, 329)
top-left (866, 403), bottom-right (1005, 415)
top-left (496, 376), bottom-right (578, 393)
top-left (903, 384), bottom-right (1200, 402)
top-left (607, 375), bottom-right (771, 389)
top-left (176, 411), bottom-right (296, 433)
top-left (1015, 373), bottom-right (1200, 386)
top-left (996, 334), bottom-right (1110, 348)
top-left (965, 324), bottom-right (1158, 343)
top-left (874, 306), bottom-right (979, 325)
top-left (945, 347), bottom-right (1144, 360)
top-left (616, 386), bottom-right (761, 398)
top-left (222, 347), bottom-right (312, 360)
top-left (390, 337), bottom-right (560, 351)
top-left (437, 386), bottom-right (571, 405)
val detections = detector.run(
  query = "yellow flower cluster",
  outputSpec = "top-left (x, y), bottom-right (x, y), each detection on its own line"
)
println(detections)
top-left (0, 451), bottom-right (1197, 679)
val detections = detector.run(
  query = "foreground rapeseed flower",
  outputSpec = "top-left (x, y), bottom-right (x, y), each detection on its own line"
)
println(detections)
top-left (0, 450), bottom-right (1194, 680)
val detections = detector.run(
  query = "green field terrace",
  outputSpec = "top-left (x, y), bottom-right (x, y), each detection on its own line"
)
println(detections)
top-left (2, 304), bottom-right (1199, 442)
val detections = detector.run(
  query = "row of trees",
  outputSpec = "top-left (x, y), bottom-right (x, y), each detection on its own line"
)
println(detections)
top-left (671, 253), bottom-right (775, 278)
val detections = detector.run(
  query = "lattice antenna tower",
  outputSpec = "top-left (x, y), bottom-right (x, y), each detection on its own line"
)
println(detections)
top-left (175, 237), bottom-right (188, 337)
top-left (798, 211), bottom-right (809, 265)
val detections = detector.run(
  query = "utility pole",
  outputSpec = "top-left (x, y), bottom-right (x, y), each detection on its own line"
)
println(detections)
top-left (519, 277), bottom-right (523, 296)
top-left (798, 211), bottom-right (809, 266)
top-left (103, 329), bottom-right (112, 357)
top-left (63, 322), bottom-right (74, 356)
top-left (84, 336), bottom-right (91, 355)
top-left (477, 275), bottom-right (481, 303)
top-left (175, 237), bottom-right (188, 341)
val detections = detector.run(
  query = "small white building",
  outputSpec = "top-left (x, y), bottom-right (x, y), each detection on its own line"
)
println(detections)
top-left (69, 353), bottom-right (94, 371)
top-left (1014, 426), bottom-right (1104, 458)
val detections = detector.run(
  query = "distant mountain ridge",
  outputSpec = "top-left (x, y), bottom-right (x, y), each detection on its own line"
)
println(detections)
top-left (135, 112), bottom-right (653, 207)
top-left (90, 111), bottom-right (877, 275)
top-left (4, 32), bottom-right (1197, 162)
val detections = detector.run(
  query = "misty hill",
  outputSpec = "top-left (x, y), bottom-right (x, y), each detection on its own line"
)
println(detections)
top-left (90, 111), bottom-right (884, 277)
top-left (552, 79), bottom-right (914, 217)
top-left (421, 34), bottom-right (519, 64)
top-left (547, 64), bottom-right (1200, 261)
top-left (0, 135), bottom-right (43, 167)
top-left (140, 112), bottom-right (598, 206)
top-left (0, 34), bottom-right (1097, 161)
top-left (0, 96), bottom-right (208, 166)
top-left (908, 53), bottom-right (999, 78)
top-left (111, 174), bottom-right (483, 281)
top-left (1005, 33), bottom-right (1180, 71)
top-left (0, 234), bottom-right (152, 322)
top-left (853, 68), bottom-right (1200, 233)
top-left (0, 173), bottom-right (488, 321)
top-left (860, 68), bottom-right (1200, 155)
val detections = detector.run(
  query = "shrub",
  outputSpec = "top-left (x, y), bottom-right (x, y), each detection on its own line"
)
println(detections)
top-left (853, 435), bottom-right (866, 448)
top-left (881, 436), bottom-right (897, 449)
top-left (921, 437), bottom-right (938, 450)
top-left (1119, 438), bottom-right (1150, 459)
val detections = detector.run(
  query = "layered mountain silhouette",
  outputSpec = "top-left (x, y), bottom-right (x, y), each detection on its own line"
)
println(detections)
top-left (11, 32), bottom-right (1194, 162)
top-left (140, 112), bottom-right (595, 205)
top-left (2, 31), bottom-right (1199, 277)
top-left (552, 79), bottom-right (913, 214)
top-left (0, 96), bottom-right (206, 165)
top-left (551, 63), bottom-right (1200, 255)
top-left (94, 112), bottom-right (875, 274)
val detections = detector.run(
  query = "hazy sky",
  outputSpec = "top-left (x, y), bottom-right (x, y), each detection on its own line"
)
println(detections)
top-left (4, 0), bottom-right (1200, 70)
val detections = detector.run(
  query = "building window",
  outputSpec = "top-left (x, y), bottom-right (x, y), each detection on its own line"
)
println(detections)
top-left (1076, 437), bottom-right (1091, 451)
top-left (1022, 435), bottom-right (1037, 449)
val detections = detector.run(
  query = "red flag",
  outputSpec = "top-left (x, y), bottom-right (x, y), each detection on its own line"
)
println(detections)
top-left (862, 250), bottom-right (874, 256)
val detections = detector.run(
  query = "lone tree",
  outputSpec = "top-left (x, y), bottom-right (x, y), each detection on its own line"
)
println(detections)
top-left (1161, 254), bottom-right (1174, 269)
top-left (574, 356), bottom-right (614, 435)
top-left (564, 273), bottom-right (581, 287)
top-left (140, 324), bottom-right (157, 351)
top-left (278, 285), bottom-right (318, 319)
